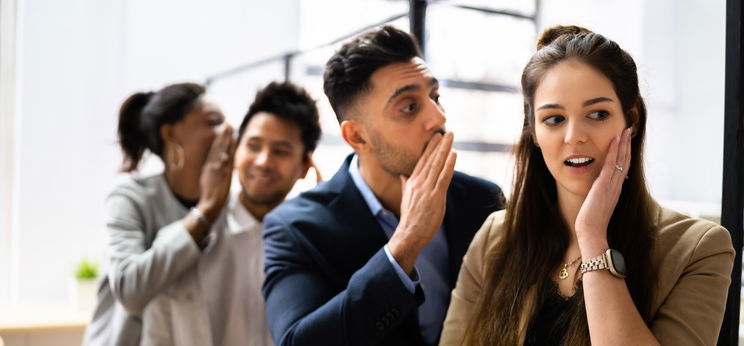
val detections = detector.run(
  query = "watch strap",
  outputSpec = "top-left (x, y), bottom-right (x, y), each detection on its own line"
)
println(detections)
top-left (580, 251), bottom-right (608, 275)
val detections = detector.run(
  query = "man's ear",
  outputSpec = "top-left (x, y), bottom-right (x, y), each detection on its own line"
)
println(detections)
top-left (301, 151), bottom-right (324, 183)
top-left (340, 120), bottom-right (368, 153)
top-left (300, 152), bottom-right (313, 179)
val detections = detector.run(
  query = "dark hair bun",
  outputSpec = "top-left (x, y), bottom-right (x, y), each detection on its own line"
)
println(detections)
top-left (536, 25), bottom-right (594, 50)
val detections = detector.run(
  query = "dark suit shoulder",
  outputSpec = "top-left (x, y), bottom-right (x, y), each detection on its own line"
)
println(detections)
top-left (451, 171), bottom-right (505, 208)
top-left (264, 199), bottom-right (331, 234)
top-left (452, 170), bottom-right (500, 189)
top-left (266, 181), bottom-right (339, 224)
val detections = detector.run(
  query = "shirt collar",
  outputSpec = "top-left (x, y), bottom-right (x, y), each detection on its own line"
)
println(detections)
top-left (348, 154), bottom-right (386, 217)
top-left (226, 191), bottom-right (261, 234)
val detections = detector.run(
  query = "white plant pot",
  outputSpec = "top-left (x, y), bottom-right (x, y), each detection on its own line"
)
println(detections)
top-left (69, 279), bottom-right (98, 311)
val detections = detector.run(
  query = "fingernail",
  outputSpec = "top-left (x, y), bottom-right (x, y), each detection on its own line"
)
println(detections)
top-left (431, 133), bottom-right (442, 142)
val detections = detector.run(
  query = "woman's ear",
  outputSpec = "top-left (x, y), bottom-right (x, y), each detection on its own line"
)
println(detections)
top-left (160, 123), bottom-right (176, 143)
top-left (340, 120), bottom-right (368, 153)
top-left (530, 128), bottom-right (540, 148)
top-left (628, 106), bottom-right (640, 138)
top-left (525, 108), bottom-right (540, 148)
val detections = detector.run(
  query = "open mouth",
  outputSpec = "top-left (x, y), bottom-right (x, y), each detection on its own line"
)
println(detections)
top-left (564, 157), bottom-right (595, 168)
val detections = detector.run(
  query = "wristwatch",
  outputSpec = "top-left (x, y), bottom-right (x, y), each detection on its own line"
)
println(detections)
top-left (580, 249), bottom-right (626, 279)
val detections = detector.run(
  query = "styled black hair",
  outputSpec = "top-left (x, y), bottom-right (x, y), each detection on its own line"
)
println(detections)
top-left (323, 25), bottom-right (422, 123)
top-left (117, 82), bottom-right (205, 172)
top-left (238, 81), bottom-right (321, 160)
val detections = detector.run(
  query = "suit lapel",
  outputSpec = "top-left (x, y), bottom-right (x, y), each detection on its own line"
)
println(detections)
top-left (325, 155), bottom-right (390, 273)
top-left (443, 177), bottom-right (468, 288)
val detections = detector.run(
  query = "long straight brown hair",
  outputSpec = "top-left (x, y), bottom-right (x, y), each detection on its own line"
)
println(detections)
top-left (463, 26), bottom-right (658, 345)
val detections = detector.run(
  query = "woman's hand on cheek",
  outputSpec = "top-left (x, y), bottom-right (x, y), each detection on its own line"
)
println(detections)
top-left (197, 123), bottom-right (237, 222)
top-left (575, 127), bottom-right (632, 247)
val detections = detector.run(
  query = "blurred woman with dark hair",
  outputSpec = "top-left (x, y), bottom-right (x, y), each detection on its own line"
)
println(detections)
top-left (440, 26), bottom-right (734, 345)
top-left (83, 82), bottom-right (236, 345)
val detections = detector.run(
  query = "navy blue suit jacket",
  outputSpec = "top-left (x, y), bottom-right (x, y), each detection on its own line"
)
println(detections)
top-left (262, 155), bottom-right (504, 346)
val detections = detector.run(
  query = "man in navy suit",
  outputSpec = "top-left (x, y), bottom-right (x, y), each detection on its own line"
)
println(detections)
top-left (262, 25), bottom-right (505, 346)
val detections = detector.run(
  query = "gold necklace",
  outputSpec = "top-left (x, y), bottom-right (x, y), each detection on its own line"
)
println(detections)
top-left (559, 255), bottom-right (583, 280)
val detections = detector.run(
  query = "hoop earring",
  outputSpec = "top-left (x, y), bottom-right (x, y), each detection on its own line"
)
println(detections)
top-left (167, 143), bottom-right (185, 170)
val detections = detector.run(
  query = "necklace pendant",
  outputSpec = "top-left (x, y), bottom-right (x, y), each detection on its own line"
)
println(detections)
top-left (559, 268), bottom-right (569, 280)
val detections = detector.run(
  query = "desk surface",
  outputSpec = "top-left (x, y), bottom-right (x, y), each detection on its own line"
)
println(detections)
top-left (0, 304), bottom-right (91, 332)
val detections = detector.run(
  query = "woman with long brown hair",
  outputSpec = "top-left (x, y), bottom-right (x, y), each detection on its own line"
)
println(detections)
top-left (439, 26), bottom-right (734, 345)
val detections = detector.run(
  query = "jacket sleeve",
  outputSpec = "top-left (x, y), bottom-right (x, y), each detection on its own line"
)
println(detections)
top-left (439, 213), bottom-right (496, 346)
top-left (650, 224), bottom-right (735, 345)
top-left (262, 211), bottom-right (423, 346)
top-left (105, 192), bottom-right (202, 315)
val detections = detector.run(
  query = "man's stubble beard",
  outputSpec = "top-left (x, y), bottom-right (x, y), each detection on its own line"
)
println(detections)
top-left (369, 130), bottom-right (419, 177)
top-left (239, 171), bottom-right (292, 209)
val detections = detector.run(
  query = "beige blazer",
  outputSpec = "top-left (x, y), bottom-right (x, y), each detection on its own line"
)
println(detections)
top-left (440, 205), bottom-right (735, 346)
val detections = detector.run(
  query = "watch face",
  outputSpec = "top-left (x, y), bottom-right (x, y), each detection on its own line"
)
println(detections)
top-left (609, 249), bottom-right (626, 276)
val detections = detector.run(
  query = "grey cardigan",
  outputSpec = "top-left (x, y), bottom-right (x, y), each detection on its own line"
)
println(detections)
top-left (83, 174), bottom-right (203, 346)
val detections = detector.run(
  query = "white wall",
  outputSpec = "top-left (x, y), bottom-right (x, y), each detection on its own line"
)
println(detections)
top-left (0, 0), bottom-right (19, 304)
top-left (4, 0), bottom-right (299, 304)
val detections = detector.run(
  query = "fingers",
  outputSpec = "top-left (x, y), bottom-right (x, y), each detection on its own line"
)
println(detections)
top-left (399, 132), bottom-right (454, 202)
top-left (213, 124), bottom-right (233, 153)
top-left (620, 127), bottom-right (632, 173)
top-left (616, 128), bottom-right (628, 165)
top-left (602, 127), bottom-right (632, 186)
top-left (435, 151), bottom-right (457, 192)
top-left (425, 132), bottom-right (454, 186)
top-left (225, 133), bottom-right (237, 169)
top-left (605, 133), bottom-right (620, 172)
top-left (610, 127), bottom-right (632, 184)
top-left (595, 133), bottom-right (620, 186)
top-left (410, 132), bottom-right (442, 179)
top-left (203, 124), bottom-right (235, 172)
top-left (414, 131), bottom-right (453, 185)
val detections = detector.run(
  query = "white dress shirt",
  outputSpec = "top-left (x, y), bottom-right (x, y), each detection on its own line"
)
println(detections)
top-left (141, 191), bottom-right (273, 346)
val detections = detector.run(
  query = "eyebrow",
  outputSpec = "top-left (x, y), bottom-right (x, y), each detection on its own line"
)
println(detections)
top-left (536, 97), bottom-right (615, 111)
top-left (386, 77), bottom-right (439, 105)
top-left (247, 136), bottom-right (293, 148)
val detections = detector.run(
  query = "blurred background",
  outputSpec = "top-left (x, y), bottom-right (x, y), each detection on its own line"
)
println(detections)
top-left (0, 0), bottom-right (736, 345)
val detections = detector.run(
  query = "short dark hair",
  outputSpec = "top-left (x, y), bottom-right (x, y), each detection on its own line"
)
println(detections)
top-left (238, 81), bottom-right (321, 160)
top-left (323, 25), bottom-right (422, 123)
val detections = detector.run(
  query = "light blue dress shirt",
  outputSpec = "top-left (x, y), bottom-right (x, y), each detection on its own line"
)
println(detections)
top-left (348, 155), bottom-right (450, 345)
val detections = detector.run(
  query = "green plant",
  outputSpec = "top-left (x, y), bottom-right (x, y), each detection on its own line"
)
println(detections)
top-left (75, 259), bottom-right (99, 281)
